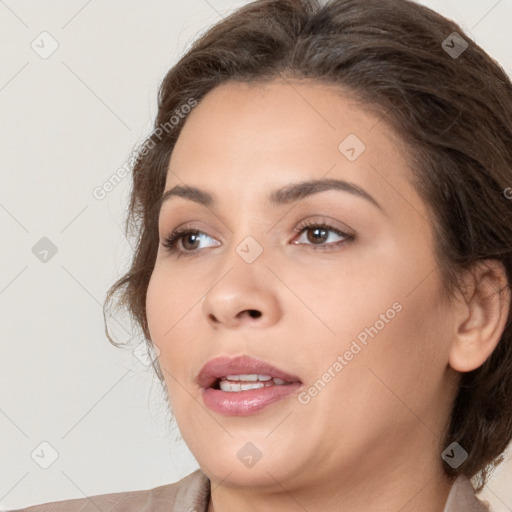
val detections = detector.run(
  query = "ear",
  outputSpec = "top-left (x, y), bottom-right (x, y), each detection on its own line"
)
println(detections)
top-left (449, 259), bottom-right (511, 372)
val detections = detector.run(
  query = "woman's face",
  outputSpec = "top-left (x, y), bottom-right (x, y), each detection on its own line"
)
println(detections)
top-left (146, 79), bottom-right (459, 490)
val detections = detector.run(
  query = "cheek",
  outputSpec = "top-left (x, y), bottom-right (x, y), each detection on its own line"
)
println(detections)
top-left (338, 276), bottom-right (452, 414)
top-left (145, 267), bottom-right (194, 366)
top-left (146, 263), bottom-right (201, 341)
top-left (145, 264), bottom-right (214, 405)
top-left (145, 270), bottom-right (169, 346)
top-left (302, 292), bottom-right (451, 448)
top-left (302, 251), bottom-right (451, 400)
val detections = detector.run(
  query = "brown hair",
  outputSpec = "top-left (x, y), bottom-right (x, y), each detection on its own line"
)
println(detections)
top-left (103, 0), bottom-right (512, 490)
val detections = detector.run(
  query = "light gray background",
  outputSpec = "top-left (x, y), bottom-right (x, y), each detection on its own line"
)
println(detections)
top-left (1, 0), bottom-right (511, 510)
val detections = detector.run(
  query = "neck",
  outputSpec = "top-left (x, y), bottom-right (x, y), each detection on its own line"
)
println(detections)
top-left (207, 462), bottom-right (454, 512)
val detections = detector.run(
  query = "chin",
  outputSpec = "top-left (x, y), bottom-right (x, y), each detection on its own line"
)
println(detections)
top-left (186, 432), bottom-right (302, 485)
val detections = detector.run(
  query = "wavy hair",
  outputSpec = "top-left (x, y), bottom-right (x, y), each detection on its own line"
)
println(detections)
top-left (103, 0), bottom-right (512, 491)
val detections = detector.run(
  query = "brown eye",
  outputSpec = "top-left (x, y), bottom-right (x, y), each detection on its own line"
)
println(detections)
top-left (162, 229), bottom-right (220, 256)
top-left (293, 222), bottom-right (352, 251)
top-left (181, 232), bottom-right (202, 251)
top-left (306, 227), bottom-right (330, 244)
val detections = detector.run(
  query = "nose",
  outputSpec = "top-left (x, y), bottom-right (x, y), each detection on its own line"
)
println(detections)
top-left (202, 258), bottom-right (282, 330)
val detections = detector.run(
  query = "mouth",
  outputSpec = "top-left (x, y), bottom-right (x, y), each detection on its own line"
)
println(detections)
top-left (197, 355), bottom-right (302, 416)
top-left (213, 374), bottom-right (290, 391)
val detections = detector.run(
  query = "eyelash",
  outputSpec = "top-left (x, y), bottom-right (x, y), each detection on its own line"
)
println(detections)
top-left (161, 219), bottom-right (354, 258)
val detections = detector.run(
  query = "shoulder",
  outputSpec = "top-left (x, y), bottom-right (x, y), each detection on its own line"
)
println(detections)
top-left (444, 476), bottom-right (490, 512)
top-left (6, 469), bottom-right (210, 512)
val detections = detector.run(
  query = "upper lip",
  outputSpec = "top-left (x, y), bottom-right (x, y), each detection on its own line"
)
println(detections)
top-left (197, 355), bottom-right (302, 389)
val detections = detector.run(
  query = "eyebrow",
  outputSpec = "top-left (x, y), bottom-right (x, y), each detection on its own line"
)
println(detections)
top-left (158, 178), bottom-right (383, 214)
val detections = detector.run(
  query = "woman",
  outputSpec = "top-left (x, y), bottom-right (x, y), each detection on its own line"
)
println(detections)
top-left (15, 0), bottom-right (512, 510)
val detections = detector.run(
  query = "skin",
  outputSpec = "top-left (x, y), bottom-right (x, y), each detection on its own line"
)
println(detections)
top-left (145, 79), bottom-right (510, 512)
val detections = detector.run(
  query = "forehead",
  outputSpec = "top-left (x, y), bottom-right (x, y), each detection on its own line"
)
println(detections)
top-left (164, 79), bottom-right (427, 220)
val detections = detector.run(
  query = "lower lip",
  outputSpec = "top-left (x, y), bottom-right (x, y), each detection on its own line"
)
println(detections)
top-left (202, 382), bottom-right (302, 416)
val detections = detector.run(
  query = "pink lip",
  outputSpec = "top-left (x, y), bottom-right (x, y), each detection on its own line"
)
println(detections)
top-left (197, 355), bottom-right (302, 416)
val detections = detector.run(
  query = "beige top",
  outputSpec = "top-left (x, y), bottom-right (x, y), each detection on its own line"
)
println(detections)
top-left (8, 470), bottom-right (490, 512)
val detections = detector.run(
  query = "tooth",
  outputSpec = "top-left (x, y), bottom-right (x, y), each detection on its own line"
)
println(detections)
top-left (220, 381), bottom-right (241, 391)
top-left (221, 374), bottom-right (285, 385)
top-left (225, 374), bottom-right (264, 381)
top-left (219, 381), bottom-right (265, 392)
top-left (240, 382), bottom-right (265, 391)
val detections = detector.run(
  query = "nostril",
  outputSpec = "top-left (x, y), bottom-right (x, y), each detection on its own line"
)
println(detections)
top-left (248, 310), bottom-right (261, 318)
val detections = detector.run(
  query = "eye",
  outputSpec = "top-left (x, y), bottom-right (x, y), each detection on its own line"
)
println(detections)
top-left (161, 227), bottom-right (220, 257)
top-left (161, 218), bottom-right (354, 258)
top-left (292, 219), bottom-right (354, 251)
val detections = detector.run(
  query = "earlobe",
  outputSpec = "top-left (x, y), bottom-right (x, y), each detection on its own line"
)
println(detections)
top-left (448, 260), bottom-right (511, 373)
